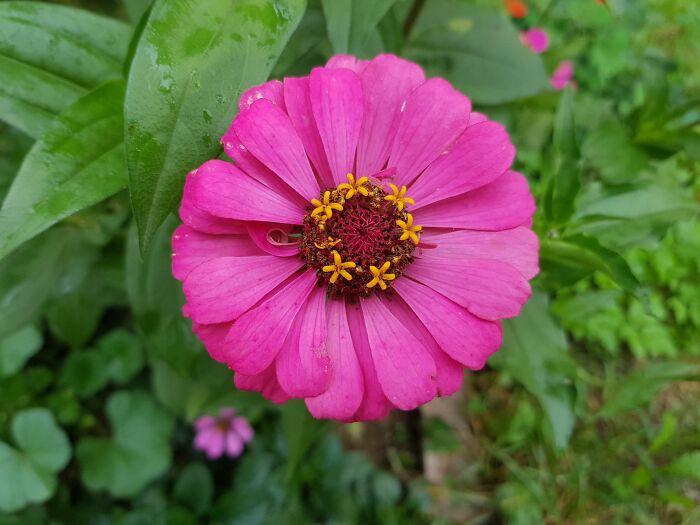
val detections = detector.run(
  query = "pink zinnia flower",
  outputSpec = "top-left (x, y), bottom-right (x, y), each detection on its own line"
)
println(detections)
top-left (520, 28), bottom-right (550, 54)
top-left (550, 60), bottom-right (575, 90)
top-left (173, 54), bottom-right (538, 422)
top-left (194, 408), bottom-right (253, 459)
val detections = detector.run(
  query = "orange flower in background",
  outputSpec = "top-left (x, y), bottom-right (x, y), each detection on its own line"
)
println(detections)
top-left (504, 0), bottom-right (528, 18)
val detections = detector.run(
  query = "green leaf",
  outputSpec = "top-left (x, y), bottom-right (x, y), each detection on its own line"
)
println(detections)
top-left (490, 293), bottom-right (577, 450)
top-left (99, 329), bottom-right (144, 384)
top-left (61, 352), bottom-right (110, 398)
top-left (0, 228), bottom-right (97, 340)
top-left (0, 2), bottom-right (130, 137)
top-left (125, 0), bottom-right (307, 254)
top-left (123, 0), bottom-right (152, 24)
top-left (272, 4), bottom-right (328, 78)
top-left (0, 408), bottom-right (70, 512)
top-left (540, 234), bottom-right (639, 292)
top-left (0, 325), bottom-right (42, 377)
top-left (321, 0), bottom-right (395, 56)
top-left (173, 462), bottom-right (213, 516)
top-left (0, 81), bottom-right (128, 260)
top-left (663, 451), bottom-right (700, 483)
top-left (582, 119), bottom-right (649, 184)
top-left (77, 390), bottom-right (174, 497)
top-left (600, 361), bottom-right (700, 418)
top-left (544, 88), bottom-right (581, 224)
top-left (403, 0), bottom-right (549, 104)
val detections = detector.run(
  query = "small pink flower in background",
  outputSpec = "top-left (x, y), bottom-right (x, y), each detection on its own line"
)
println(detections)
top-left (194, 408), bottom-right (253, 459)
top-left (520, 28), bottom-right (550, 54)
top-left (173, 54), bottom-right (539, 422)
top-left (551, 60), bottom-right (575, 90)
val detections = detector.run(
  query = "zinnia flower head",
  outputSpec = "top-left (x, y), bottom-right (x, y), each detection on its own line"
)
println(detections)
top-left (194, 408), bottom-right (253, 459)
top-left (550, 60), bottom-right (575, 90)
top-left (173, 54), bottom-right (538, 421)
top-left (520, 28), bottom-right (550, 54)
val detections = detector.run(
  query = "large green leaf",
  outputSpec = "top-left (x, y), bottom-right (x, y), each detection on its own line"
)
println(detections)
top-left (125, 0), bottom-right (307, 254)
top-left (0, 81), bottom-right (128, 260)
top-left (0, 2), bottom-right (130, 138)
top-left (403, 0), bottom-right (549, 104)
top-left (77, 390), bottom-right (174, 497)
top-left (321, 0), bottom-right (395, 56)
top-left (490, 293), bottom-right (577, 450)
top-left (0, 408), bottom-right (70, 512)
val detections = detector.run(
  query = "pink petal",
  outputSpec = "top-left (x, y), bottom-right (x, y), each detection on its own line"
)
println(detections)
top-left (521, 28), bottom-right (550, 54)
top-left (469, 112), bottom-right (488, 126)
top-left (388, 295), bottom-right (463, 396)
top-left (192, 321), bottom-right (231, 363)
top-left (183, 255), bottom-right (304, 324)
top-left (389, 78), bottom-right (471, 187)
top-left (221, 126), bottom-right (307, 208)
top-left (234, 365), bottom-right (290, 404)
top-left (310, 67), bottom-right (364, 185)
top-left (306, 299), bottom-right (364, 420)
top-left (179, 172), bottom-right (249, 235)
top-left (194, 415), bottom-right (216, 431)
top-left (405, 258), bottom-right (532, 321)
top-left (224, 431), bottom-right (244, 458)
top-left (345, 302), bottom-right (392, 421)
top-left (224, 271), bottom-right (317, 375)
top-left (360, 296), bottom-right (438, 410)
top-left (413, 171), bottom-right (535, 231)
top-left (410, 121), bottom-right (515, 208)
top-left (419, 227), bottom-right (540, 280)
top-left (275, 286), bottom-right (331, 398)
top-left (172, 225), bottom-right (264, 281)
top-left (219, 408), bottom-right (236, 419)
top-left (393, 279), bottom-right (502, 369)
top-left (195, 428), bottom-right (224, 459)
top-left (551, 60), bottom-right (574, 91)
top-left (189, 160), bottom-right (304, 225)
top-left (233, 417), bottom-right (254, 442)
top-left (245, 222), bottom-right (300, 257)
top-left (325, 54), bottom-right (369, 74)
top-left (356, 54), bottom-right (425, 178)
top-left (284, 76), bottom-right (334, 189)
top-left (239, 80), bottom-right (285, 111)
top-left (233, 99), bottom-right (320, 200)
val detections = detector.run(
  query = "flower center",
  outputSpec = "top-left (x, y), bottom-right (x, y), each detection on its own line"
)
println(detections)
top-left (300, 174), bottom-right (421, 298)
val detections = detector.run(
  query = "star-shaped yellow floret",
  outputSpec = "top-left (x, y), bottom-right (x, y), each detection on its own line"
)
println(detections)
top-left (322, 251), bottom-right (356, 284)
top-left (384, 183), bottom-right (415, 211)
top-left (366, 261), bottom-right (396, 291)
top-left (337, 173), bottom-right (369, 199)
top-left (396, 213), bottom-right (422, 245)
top-left (311, 191), bottom-right (343, 221)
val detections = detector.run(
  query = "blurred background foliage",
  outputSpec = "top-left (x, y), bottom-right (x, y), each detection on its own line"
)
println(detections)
top-left (0, 0), bottom-right (699, 523)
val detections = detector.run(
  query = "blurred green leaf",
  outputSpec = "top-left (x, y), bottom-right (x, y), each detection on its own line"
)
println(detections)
top-left (99, 329), bottom-right (144, 385)
top-left (0, 408), bottom-right (70, 512)
top-left (77, 390), bottom-right (174, 497)
top-left (61, 351), bottom-right (110, 398)
top-left (0, 325), bottom-right (42, 378)
top-left (582, 120), bottom-right (649, 184)
top-left (272, 4), bottom-right (328, 78)
top-left (123, 0), bottom-right (152, 24)
top-left (173, 462), bottom-right (213, 516)
top-left (544, 88), bottom-right (581, 225)
top-left (0, 2), bottom-right (129, 137)
top-left (404, 0), bottom-right (549, 104)
top-left (540, 234), bottom-right (639, 292)
top-left (125, 0), bottom-right (306, 254)
top-left (491, 293), bottom-right (577, 450)
top-left (600, 361), bottom-right (700, 418)
top-left (0, 81), bottom-right (127, 261)
top-left (662, 451), bottom-right (700, 483)
top-left (321, 0), bottom-right (395, 56)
